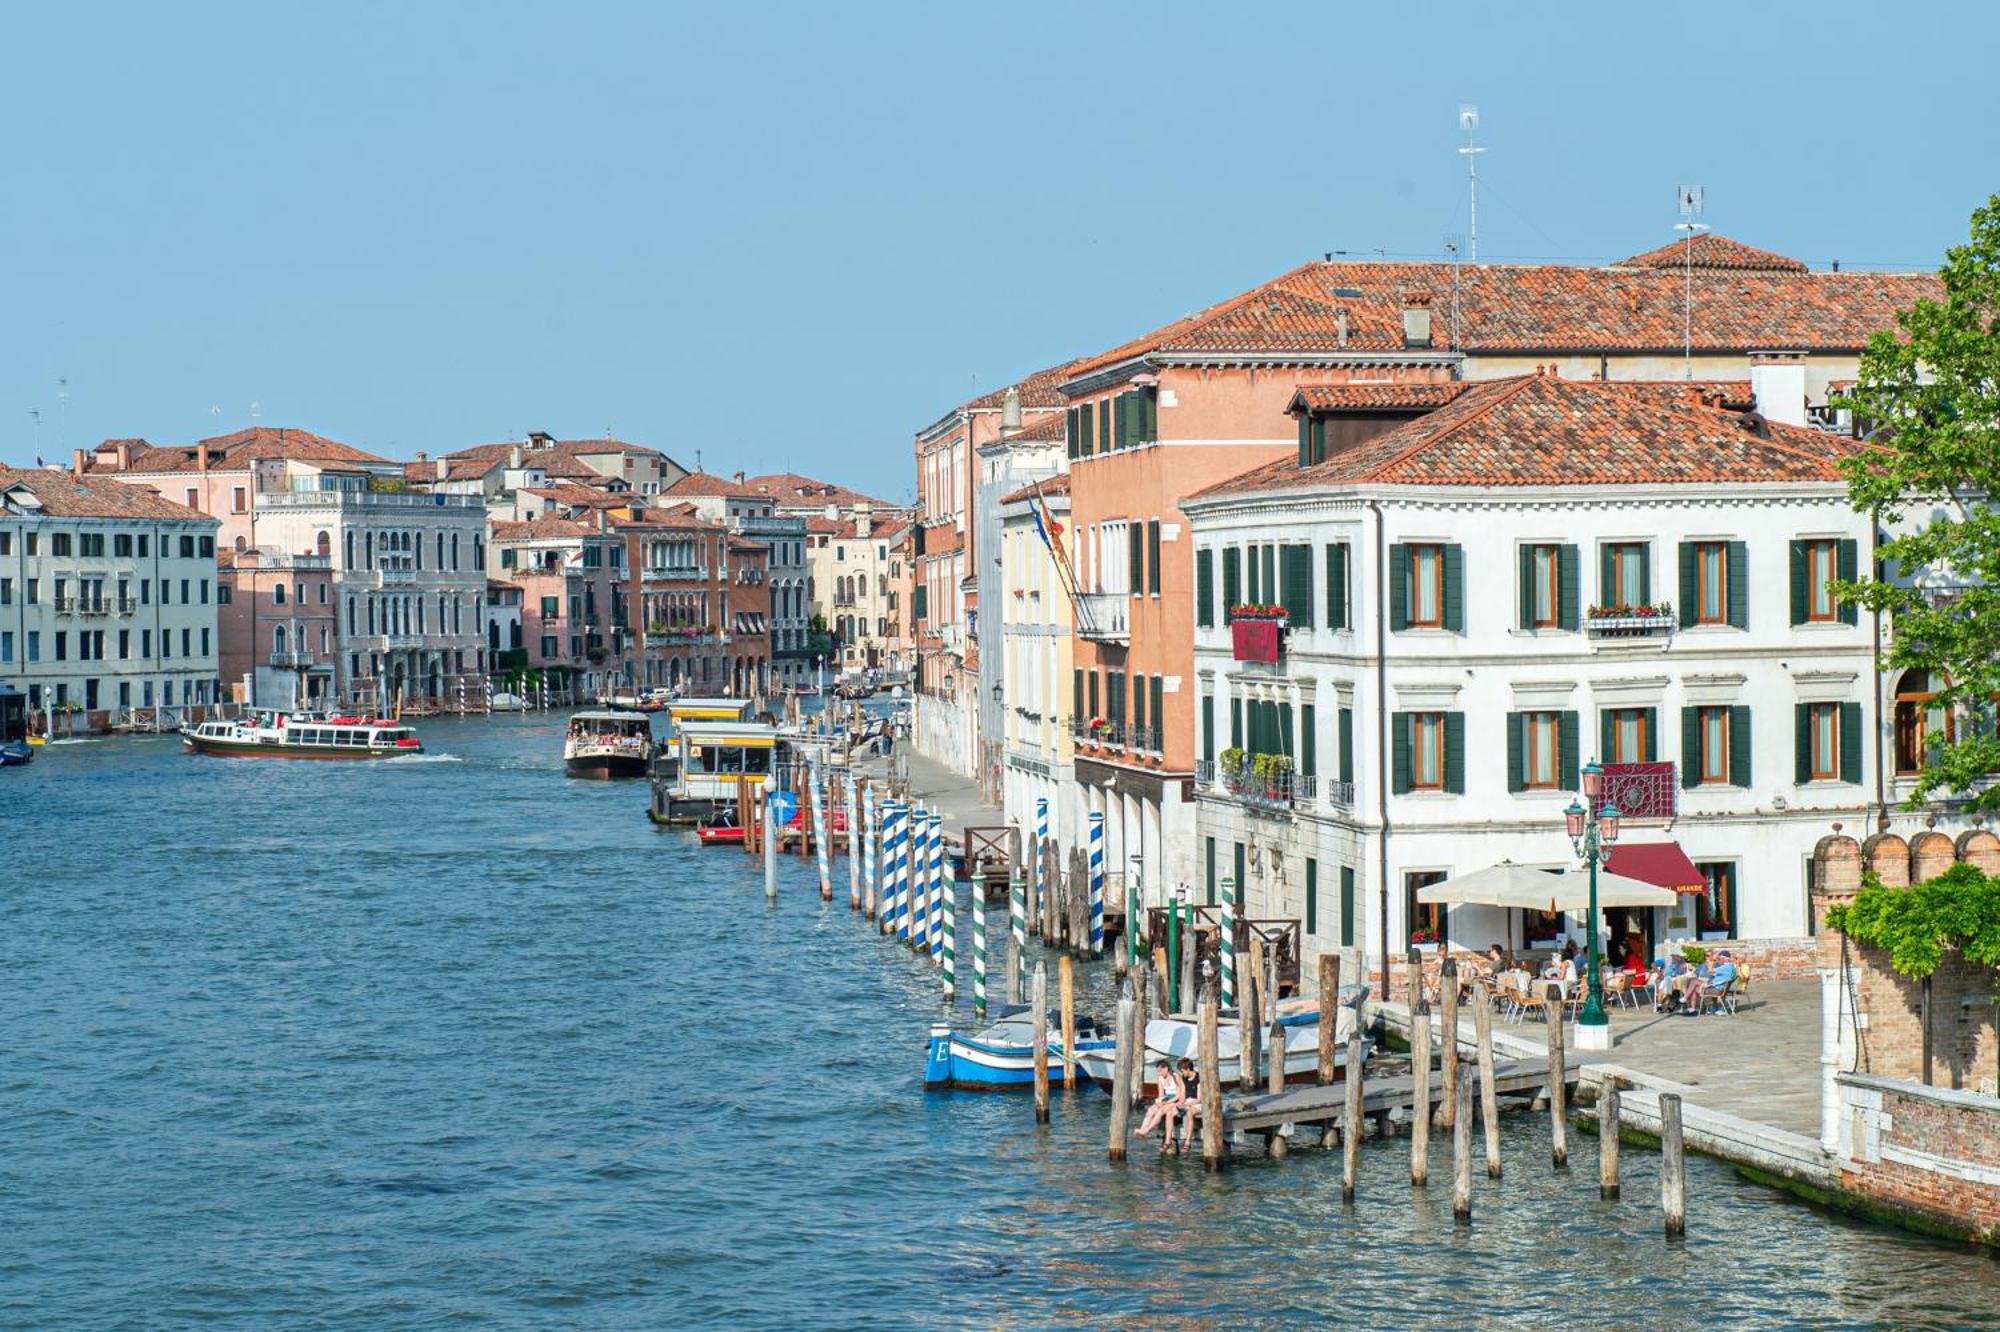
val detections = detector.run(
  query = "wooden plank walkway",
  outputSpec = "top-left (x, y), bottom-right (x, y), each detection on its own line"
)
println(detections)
top-left (1222, 1056), bottom-right (1575, 1135)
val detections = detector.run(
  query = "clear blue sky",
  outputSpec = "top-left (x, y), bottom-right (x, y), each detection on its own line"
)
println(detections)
top-left (4, 2), bottom-right (1993, 500)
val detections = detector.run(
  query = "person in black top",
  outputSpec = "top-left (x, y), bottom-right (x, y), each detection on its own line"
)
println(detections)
top-left (1176, 1057), bottom-right (1201, 1155)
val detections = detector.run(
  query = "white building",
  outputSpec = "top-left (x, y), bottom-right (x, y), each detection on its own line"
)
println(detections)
top-left (1181, 370), bottom-right (1952, 989)
top-left (997, 471), bottom-right (1080, 850)
top-left (0, 466), bottom-right (221, 726)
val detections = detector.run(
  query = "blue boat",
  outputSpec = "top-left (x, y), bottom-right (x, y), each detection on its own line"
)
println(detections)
top-left (924, 1007), bottom-right (1114, 1091)
top-left (0, 741), bottom-right (31, 767)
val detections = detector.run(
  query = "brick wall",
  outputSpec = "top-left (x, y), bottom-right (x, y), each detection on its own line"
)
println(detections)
top-left (1836, 1074), bottom-right (2000, 1245)
top-left (1833, 943), bottom-right (2000, 1094)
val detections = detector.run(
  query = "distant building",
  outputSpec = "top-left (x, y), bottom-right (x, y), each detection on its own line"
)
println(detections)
top-left (665, 473), bottom-right (804, 689)
top-left (806, 510), bottom-right (913, 676)
top-left (491, 516), bottom-right (633, 700)
top-left (0, 465), bottom-right (221, 729)
top-left (997, 471), bottom-right (1077, 847)
top-left (218, 547), bottom-right (336, 709)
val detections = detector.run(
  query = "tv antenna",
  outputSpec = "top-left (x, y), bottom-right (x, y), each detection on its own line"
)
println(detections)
top-left (57, 377), bottom-right (68, 455)
top-left (1675, 185), bottom-right (1709, 379)
top-left (29, 408), bottom-right (41, 461)
top-left (1443, 233), bottom-right (1464, 351)
top-left (1458, 105), bottom-right (1485, 262)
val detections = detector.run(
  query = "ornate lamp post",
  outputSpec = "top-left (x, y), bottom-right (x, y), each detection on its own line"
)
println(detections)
top-left (1564, 760), bottom-right (1622, 1050)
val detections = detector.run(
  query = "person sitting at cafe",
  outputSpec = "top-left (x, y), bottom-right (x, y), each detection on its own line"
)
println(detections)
top-left (1683, 952), bottom-right (1739, 1015)
top-left (1653, 952), bottom-right (1689, 1012)
top-left (1621, 945), bottom-right (1648, 979)
top-left (1540, 950), bottom-right (1578, 999)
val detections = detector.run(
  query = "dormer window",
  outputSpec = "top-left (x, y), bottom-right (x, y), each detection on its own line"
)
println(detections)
top-left (1297, 414), bottom-right (1327, 466)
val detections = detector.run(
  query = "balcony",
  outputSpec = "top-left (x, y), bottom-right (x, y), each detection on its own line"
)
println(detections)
top-left (116, 597), bottom-right (138, 614)
top-left (269, 648), bottom-right (316, 668)
top-left (645, 565), bottom-right (708, 581)
top-left (373, 567), bottom-right (419, 587)
top-left (1073, 719), bottom-right (1124, 748)
top-left (53, 595), bottom-right (75, 613)
top-left (1584, 605), bottom-right (1675, 641)
top-left (1125, 725), bottom-right (1159, 754)
top-left (1077, 593), bottom-right (1129, 644)
top-left (77, 598), bottom-right (111, 616)
top-left (1600, 761), bottom-right (1679, 820)
top-left (1230, 611), bottom-right (1287, 663)
top-left (1324, 778), bottom-right (1356, 810)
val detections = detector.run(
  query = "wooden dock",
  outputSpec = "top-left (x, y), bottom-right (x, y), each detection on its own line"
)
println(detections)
top-left (1222, 1056), bottom-right (1568, 1137)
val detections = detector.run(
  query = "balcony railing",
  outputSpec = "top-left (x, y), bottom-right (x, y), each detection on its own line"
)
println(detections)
top-left (53, 596), bottom-right (76, 613)
top-left (1077, 593), bottom-right (1129, 644)
top-left (270, 648), bottom-right (316, 668)
top-left (1584, 605), bottom-right (1675, 640)
top-left (1195, 758), bottom-right (1216, 785)
top-left (1073, 719), bottom-right (1124, 747)
top-left (1324, 777), bottom-right (1356, 810)
top-left (77, 598), bottom-right (110, 616)
top-left (1600, 761), bottom-right (1678, 820)
top-left (116, 597), bottom-right (138, 614)
top-left (1126, 725), bottom-right (1159, 754)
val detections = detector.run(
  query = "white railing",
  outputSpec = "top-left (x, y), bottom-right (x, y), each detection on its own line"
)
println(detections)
top-left (1324, 778), bottom-right (1356, 810)
top-left (1077, 593), bottom-right (1129, 643)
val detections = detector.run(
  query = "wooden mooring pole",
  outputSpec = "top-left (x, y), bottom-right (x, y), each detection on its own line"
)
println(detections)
top-left (1438, 958), bottom-right (1460, 1131)
top-left (1059, 955), bottom-right (1077, 1092)
top-left (1410, 1007), bottom-right (1431, 1186)
top-left (1474, 981), bottom-right (1500, 1178)
top-left (1342, 1022), bottom-right (1364, 1200)
top-left (1265, 999), bottom-right (1287, 1158)
top-left (1318, 953), bottom-right (1341, 1150)
top-left (1545, 995), bottom-right (1569, 1168)
top-left (1108, 981), bottom-right (1135, 1163)
top-left (1452, 1068), bottom-right (1474, 1223)
top-left (1199, 982), bottom-right (1223, 1171)
top-left (1661, 1092), bottom-right (1687, 1237)
top-left (1131, 960), bottom-right (1151, 1099)
top-left (1032, 962), bottom-right (1050, 1125)
top-left (1599, 1079), bottom-right (1622, 1200)
top-left (1241, 934), bottom-right (1264, 1091)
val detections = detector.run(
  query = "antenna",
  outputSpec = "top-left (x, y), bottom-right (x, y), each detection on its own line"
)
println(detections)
top-left (249, 400), bottom-right (262, 424)
top-left (1675, 184), bottom-right (1709, 380)
top-left (57, 377), bottom-right (68, 456)
top-left (1457, 105), bottom-right (1484, 262)
top-left (28, 408), bottom-right (41, 461)
top-left (1443, 233), bottom-right (1464, 353)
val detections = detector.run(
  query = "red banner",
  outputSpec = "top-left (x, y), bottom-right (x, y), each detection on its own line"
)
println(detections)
top-left (1232, 619), bottom-right (1282, 663)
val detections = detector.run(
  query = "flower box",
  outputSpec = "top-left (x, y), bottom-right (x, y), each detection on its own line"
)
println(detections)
top-left (1585, 604), bottom-right (1675, 639)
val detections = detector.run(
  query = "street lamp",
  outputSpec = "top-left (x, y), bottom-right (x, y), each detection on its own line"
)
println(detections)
top-left (1566, 760), bottom-right (1621, 1048)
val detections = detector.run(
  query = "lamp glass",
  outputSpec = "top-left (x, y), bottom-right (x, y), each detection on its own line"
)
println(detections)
top-left (1599, 804), bottom-right (1622, 843)
top-left (1581, 760), bottom-right (1604, 802)
top-left (1564, 801), bottom-right (1587, 838)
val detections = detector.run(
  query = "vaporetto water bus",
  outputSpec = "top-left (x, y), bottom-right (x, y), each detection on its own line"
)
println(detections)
top-left (563, 708), bottom-right (654, 780)
top-left (183, 710), bottom-right (424, 759)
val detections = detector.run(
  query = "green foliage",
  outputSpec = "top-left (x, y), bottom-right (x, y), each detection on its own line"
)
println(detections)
top-left (1679, 943), bottom-right (1707, 965)
top-left (1218, 746), bottom-right (1246, 776)
top-left (1250, 751), bottom-right (1294, 783)
top-left (1833, 195), bottom-right (2000, 813)
top-left (1824, 862), bottom-right (2000, 979)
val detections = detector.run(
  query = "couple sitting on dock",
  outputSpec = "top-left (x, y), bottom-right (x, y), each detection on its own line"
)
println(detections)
top-left (1137, 1058), bottom-right (1201, 1156)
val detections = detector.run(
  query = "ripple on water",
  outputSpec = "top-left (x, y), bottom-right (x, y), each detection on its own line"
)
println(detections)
top-left (4, 715), bottom-right (1997, 1329)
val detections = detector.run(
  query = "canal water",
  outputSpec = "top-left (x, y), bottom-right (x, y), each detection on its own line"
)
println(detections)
top-left (4, 714), bottom-right (1994, 1328)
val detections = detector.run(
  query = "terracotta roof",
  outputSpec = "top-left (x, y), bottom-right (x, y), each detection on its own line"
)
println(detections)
top-left (741, 472), bottom-right (892, 509)
top-left (103, 426), bottom-right (386, 474)
top-left (1618, 234), bottom-right (1810, 273)
top-left (960, 356), bottom-right (1093, 412)
top-left (1291, 383), bottom-right (1473, 412)
top-left (666, 472), bottom-right (763, 500)
top-left (0, 467), bottom-right (217, 522)
top-left (1192, 374), bottom-right (1863, 499)
top-left (433, 436), bottom-right (678, 481)
top-left (521, 484), bottom-right (633, 510)
top-left (490, 518), bottom-right (598, 541)
top-left (1004, 414), bottom-right (1066, 443)
top-left (403, 456), bottom-right (500, 483)
top-left (1057, 254), bottom-right (1936, 380)
top-left (999, 473), bottom-right (1070, 505)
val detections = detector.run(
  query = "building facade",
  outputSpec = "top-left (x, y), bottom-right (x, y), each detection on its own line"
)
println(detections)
top-left (997, 473), bottom-right (1079, 850)
top-left (0, 466), bottom-right (221, 728)
top-left (218, 547), bottom-right (336, 709)
top-left (492, 517), bottom-right (632, 699)
top-left (807, 511), bottom-right (912, 677)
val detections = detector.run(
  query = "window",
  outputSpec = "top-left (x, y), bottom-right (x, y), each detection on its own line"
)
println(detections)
top-left (1407, 870), bottom-right (1448, 946)
top-left (80, 533), bottom-right (105, 556)
top-left (1412, 713), bottom-right (1445, 789)
top-left (1196, 549), bottom-right (1214, 627)
top-left (1806, 702), bottom-right (1841, 781)
top-left (1893, 669), bottom-right (1951, 776)
top-left (184, 488), bottom-right (200, 510)
top-left (1205, 838), bottom-right (1216, 907)
top-left (52, 533), bottom-right (72, 556)
top-left (1693, 542), bottom-right (1728, 624)
top-left (1340, 866), bottom-right (1356, 947)
top-left (1604, 707), bottom-right (1652, 764)
top-left (273, 583), bottom-right (286, 606)
top-left (0, 631), bottom-right (9, 662)
top-left (1695, 707), bottom-right (1730, 784)
top-left (1297, 413), bottom-right (1327, 466)
top-left (232, 486), bottom-right (247, 514)
top-left (0, 578), bottom-right (9, 605)
top-left (1305, 858), bottom-right (1319, 935)
top-left (1326, 542), bottom-right (1348, 630)
top-left (1805, 540), bottom-right (1838, 621)
top-left (1791, 538), bottom-right (1857, 625)
top-left (1694, 862), bottom-right (1737, 940)
top-left (180, 535), bottom-right (195, 558)
top-left (1605, 541), bottom-right (1649, 608)
top-left (1408, 544), bottom-right (1443, 627)
top-left (25, 578), bottom-right (36, 605)
top-left (26, 631), bottom-right (38, 661)
top-left (1147, 520), bottom-right (1161, 596)
top-left (1523, 544), bottom-right (1560, 628)
top-left (1522, 711), bottom-right (1560, 788)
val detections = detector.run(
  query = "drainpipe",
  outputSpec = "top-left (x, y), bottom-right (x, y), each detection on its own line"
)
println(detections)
top-left (1869, 508), bottom-right (1886, 832)
top-left (1369, 499), bottom-right (1391, 997)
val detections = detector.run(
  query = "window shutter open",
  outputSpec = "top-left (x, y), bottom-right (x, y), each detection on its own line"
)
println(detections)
top-left (1230, 697), bottom-right (1242, 750)
top-left (1727, 541), bottom-right (1749, 629)
top-left (1729, 704), bottom-right (1752, 787)
top-left (1559, 710), bottom-right (1580, 790)
top-left (1443, 544), bottom-right (1465, 632)
top-left (1506, 712), bottom-right (1525, 792)
top-left (1247, 544), bottom-right (1261, 602)
top-left (1338, 706), bottom-right (1354, 783)
top-left (1518, 547), bottom-right (1535, 630)
top-left (1642, 707), bottom-right (1658, 761)
top-left (1098, 399), bottom-right (1110, 451)
top-left (1444, 712), bottom-right (1466, 793)
top-left (1262, 545), bottom-right (1277, 605)
top-left (1150, 676), bottom-right (1162, 743)
top-left (1148, 520), bottom-right (1162, 595)
top-left (1600, 710), bottom-right (1616, 766)
top-left (1279, 703), bottom-right (1295, 759)
top-left (1067, 407), bottom-right (1079, 460)
top-left (1327, 543), bottom-right (1348, 629)
top-left (1196, 549), bottom-right (1214, 627)
top-left (1599, 544), bottom-right (1615, 608)
top-left (1133, 675), bottom-right (1147, 731)
top-left (1302, 703), bottom-right (1317, 777)
top-left (1297, 415), bottom-right (1312, 467)
top-left (1233, 844), bottom-right (1246, 908)
top-left (1681, 706), bottom-right (1701, 788)
top-left (1201, 691), bottom-right (1214, 761)
top-left (1678, 542), bottom-right (1697, 628)
top-left (1285, 544), bottom-right (1313, 627)
top-left (1639, 548), bottom-right (1652, 605)
top-left (1840, 701), bottom-right (1862, 783)
top-left (1073, 668), bottom-right (1083, 722)
top-left (1340, 866), bottom-right (1356, 947)
top-left (1558, 544), bottom-right (1581, 629)
top-left (1128, 523), bottom-right (1144, 596)
top-left (1391, 713), bottom-right (1413, 793)
top-left (1142, 387), bottom-right (1157, 443)
top-left (1205, 838), bottom-right (1216, 907)
top-left (1389, 544), bottom-right (1409, 630)
top-left (1837, 539), bottom-right (1859, 624)
top-left (1794, 702), bottom-right (1811, 784)
top-left (1305, 858), bottom-right (1318, 935)
top-left (1080, 402), bottom-right (1094, 456)
top-left (1223, 548), bottom-right (1240, 621)
top-left (1789, 541), bottom-right (1807, 625)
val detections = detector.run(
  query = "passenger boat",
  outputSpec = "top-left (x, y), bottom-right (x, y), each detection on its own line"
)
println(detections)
top-left (924, 1008), bottom-right (1114, 1091)
top-left (1066, 991), bottom-right (1371, 1093)
top-left (564, 709), bottom-right (653, 779)
top-left (183, 710), bottom-right (424, 759)
top-left (647, 716), bottom-right (779, 823)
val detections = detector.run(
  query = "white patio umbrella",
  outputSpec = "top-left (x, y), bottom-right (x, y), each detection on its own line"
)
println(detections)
top-left (1416, 859), bottom-right (1676, 912)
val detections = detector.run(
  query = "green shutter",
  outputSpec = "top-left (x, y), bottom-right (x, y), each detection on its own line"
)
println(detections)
top-left (1088, 670), bottom-right (1099, 721)
top-left (1222, 547), bottom-right (1240, 621)
top-left (1305, 858), bottom-right (1319, 935)
top-left (1298, 415), bottom-right (1312, 467)
top-left (1206, 838), bottom-right (1217, 906)
top-left (1128, 523), bottom-right (1144, 597)
top-left (1067, 407), bottom-right (1079, 461)
top-left (1338, 707), bottom-right (1354, 783)
top-left (1638, 546), bottom-right (1652, 605)
top-left (1233, 843), bottom-right (1246, 908)
top-left (1840, 701), bottom-right (1862, 784)
top-left (1837, 539), bottom-right (1859, 624)
top-left (1678, 542), bottom-right (1697, 628)
top-left (1230, 697), bottom-right (1242, 749)
top-left (1142, 388), bottom-right (1157, 443)
top-left (1073, 668), bottom-right (1083, 722)
top-left (1150, 676), bottom-right (1163, 744)
top-left (1285, 544), bottom-right (1312, 626)
top-left (1442, 544), bottom-right (1465, 633)
top-left (1340, 866), bottom-right (1356, 947)
top-left (1246, 543), bottom-right (1261, 602)
top-left (1519, 547), bottom-right (1536, 630)
top-left (1444, 712), bottom-right (1466, 794)
top-left (1133, 674), bottom-right (1147, 731)
top-left (1558, 544), bottom-right (1580, 630)
top-left (1148, 520), bottom-right (1162, 595)
top-left (1729, 704), bottom-right (1752, 788)
top-left (1201, 691), bottom-right (1214, 761)
top-left (1795, 703), bottom-right (1811, 784)
top-left (1279, 703), bottom-right (1295, 760)
top-left (1506, 712), bottom-right (1525, 792)
top-left (1789, 541), bottom-right (1808, 625)
top-left (1391, 713), bottom-right (1413, 793)
top-left (1327, 543), bottom-right (1348, 629)
top-left (912, 585), bottom-right (927, 622)
top-left (1389, 544), bottom-right (1410, 630)
top-left (1681, 706), bottom-right (1701, 788)
top-left (1196, 549), bottom-right (1214, 627)
top-left (1112, 673), bottom-right (1126, 726)
top-left (1262, 545), bottom-right (1277, 606)
top-left (1600, 544), bottom-right (1615, 609)
top-left (1080, 403), bottom-right (1093, 456)
top-left (1642, 707), bottom-right (1658, 762)
top-left (1098, 399), bottom-right (1110, 451)
top-left (1301, 704), bottom-right (1317, 777)
top-left (1601, 710), bottom-right (1616, 766)
top-left (1559, 711), bottom-right (1580, 790)
top-left (1727, 541), bottom-right (1749, 629)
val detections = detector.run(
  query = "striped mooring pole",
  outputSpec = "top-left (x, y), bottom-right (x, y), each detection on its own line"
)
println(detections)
top-left (811, 758), bottom-right (833, 901)
top-left (884, 801), bottom-right (907, 939)
top-left (1219, 894), bottom-right (1237, 1011)
top-left (1009, 848), bottom-right (1027, 1006)
top-left (942, 863), bottom-right (957, 1003)
top-left (1033, 797), bottom-right (1049, 937)
top-left (862, 783), bottom-right (879, 920)
top-left (972, 876), bottom-right (988, 1021)
top-left (908, 805), bottom-right (928, 950)
top-left (928, 811), bottom-right (946, 964)
top-left (1088, 810), bottom-right (1105, 956)
top-left (844, 771), bottom-right (862, 912)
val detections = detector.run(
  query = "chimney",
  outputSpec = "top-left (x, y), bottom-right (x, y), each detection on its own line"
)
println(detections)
top-left (1000, 386), bottom-right (1022, 437)
top-left (1750, 352), bottom-right (1808, 428)
top-left (71, 448), bottom-right (86, 478)
top-left (415, 450), bottom-right (428, 462)
top-left (509, 446), bottom-right (524, 470)
top-left (115, 441), bottom-right (133, 470)
top-left (435, 457), bottom-right (449, 482)
top-left (1335, 306), bottom-right (1349, 348)
top-left (1401, 295), bottom-right (1433, 349)
top-left (733, 471), bottom-right (745, 484)
top-left (196, 442), bottom-right (210, 473)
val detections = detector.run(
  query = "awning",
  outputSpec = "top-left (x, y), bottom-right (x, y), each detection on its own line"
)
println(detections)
top-left (1605, 840), bottom-right (1706, 895)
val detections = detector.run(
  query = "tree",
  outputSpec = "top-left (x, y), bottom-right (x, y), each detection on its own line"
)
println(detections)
top-left (1835, 194), bottom-right (2000, 814)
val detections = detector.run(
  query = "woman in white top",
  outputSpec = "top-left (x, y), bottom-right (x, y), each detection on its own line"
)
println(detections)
top-left (1137, 1060), bottom-right (1181, 1148)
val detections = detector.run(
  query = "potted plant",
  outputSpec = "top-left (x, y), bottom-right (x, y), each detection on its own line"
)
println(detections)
top-left (1218, 746), bottom-right (1247, 790)
top-left (1230, 602), bottom-right (1289, 622)
top-left (1410, 927), bottom-right (1441, 947)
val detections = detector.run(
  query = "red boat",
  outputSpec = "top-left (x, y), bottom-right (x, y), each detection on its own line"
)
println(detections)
top-left (695, 808), bottom-right (745, 845)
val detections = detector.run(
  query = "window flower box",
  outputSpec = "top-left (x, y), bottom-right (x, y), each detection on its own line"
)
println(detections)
top-left (1584, 603), bottom-right (1676, 639)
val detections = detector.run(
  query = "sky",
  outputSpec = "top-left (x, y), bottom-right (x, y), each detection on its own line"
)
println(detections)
top-left (3, 1), bottom-right (1994, 501)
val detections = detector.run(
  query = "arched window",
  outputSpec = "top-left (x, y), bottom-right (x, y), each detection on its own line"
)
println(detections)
top-left (273, 583), bottom-right (287, 606)
top-left (273, 625), bottom-right (288, 654)
top-left (1894, 669), bottom-right (1953, 775)
top-left (316, 530), bottom-right (331, 557)
top-left (451, 532), bottom-right (460, 570)
top-left (346, 530), bottom-right (355, 567)
top-left (365, 531), bottom-right (374, 566)
top-left (347, 596), bottom-right (357, 636)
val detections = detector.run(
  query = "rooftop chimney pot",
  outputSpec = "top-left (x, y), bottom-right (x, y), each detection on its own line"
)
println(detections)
top-left (1749, 351), bottom-right (1808, 428)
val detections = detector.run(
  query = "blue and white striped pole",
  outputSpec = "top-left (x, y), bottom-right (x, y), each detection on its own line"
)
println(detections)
top-left (909, 806), bottom-right (930, 952)
top-left (811, 757), bottom-right (833, 901)
top-left (844, 772), bottom-right (861, 912)
top-left (929, 811), bottom-right (946, 964)
top-left (1088, 809), bottom-right (1105, 956)
top-left (1034, 797), bottom-right (1049, 938)
top-left (885, 801), bottom-right (908, 940)
top-left (862, 783), bottom-right (879, 920)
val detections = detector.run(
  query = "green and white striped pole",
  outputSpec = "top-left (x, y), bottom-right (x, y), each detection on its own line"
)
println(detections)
top-left (1008, 854), bottom-right (1027, 1007)
top-left (1220, 893), bottom-right (1237, 1011)
top-left (971, 879), bottom-right (986, 1021)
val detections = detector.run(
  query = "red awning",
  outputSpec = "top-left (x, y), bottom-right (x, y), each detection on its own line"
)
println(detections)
top-left (1606, 841), bottom-right (1706, 894)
